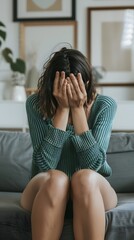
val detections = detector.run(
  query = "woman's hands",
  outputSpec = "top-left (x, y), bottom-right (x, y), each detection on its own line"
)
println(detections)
top-left (67, 73), bottom-right (89, 134)
top-left (53, 71), bottom-right (89, 133)
top-left (67, 73), bottom-right (87, 108)
top-left (53, 71), bottom-right (69, 109)
top-left (53, 71), bottom-right (87, 110)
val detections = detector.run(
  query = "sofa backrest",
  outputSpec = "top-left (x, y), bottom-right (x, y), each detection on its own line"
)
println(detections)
top-left (0, 131), bottom-right (134, 193)
top-left (0, 131), bottom-right (32, 192)
top-left (107, 132), bottom-right (134, 193)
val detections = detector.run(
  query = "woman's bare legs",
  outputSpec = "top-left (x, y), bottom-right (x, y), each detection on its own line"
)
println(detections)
top-left (20, 170), bottom-right (70, 240)
top-left (71, 169), bottom-right (117, 240)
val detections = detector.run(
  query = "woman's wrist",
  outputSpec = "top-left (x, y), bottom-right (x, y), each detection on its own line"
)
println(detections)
top-left (71, 106), bottom-right (89, 135)
top-left (57, 106), bottom-right (70, 113)
top-left (71, 106), bottom-right (85, 115)
top-left (52, 107), bottom-right (70, 131)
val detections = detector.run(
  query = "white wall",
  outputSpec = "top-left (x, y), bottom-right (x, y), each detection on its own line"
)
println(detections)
top-left (1, 0), bottom-right (134, 67)
top-left (0, 0), bottom-right (134, 131)
top-left (0, 0), bottom-right (134, 100)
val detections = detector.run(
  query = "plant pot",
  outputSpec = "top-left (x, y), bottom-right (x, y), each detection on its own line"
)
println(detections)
top-left (11, 86), bottom-right (27, 101)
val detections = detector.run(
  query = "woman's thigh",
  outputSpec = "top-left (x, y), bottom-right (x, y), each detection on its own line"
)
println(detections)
top-left (20, 170), bottom-right (69, 212)
top-left (95, 171), bottom-right (118, 211)
top-left (71, 169), bottom-right (117, 211)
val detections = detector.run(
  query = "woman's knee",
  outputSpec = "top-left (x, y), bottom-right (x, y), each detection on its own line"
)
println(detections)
top-left (40, 170), bottom-right (70, 205)
top-left (46, 169), bottom-right (70, 191)
top-left (71, 169), bottom-right (99, 199)
top-left (21, 170), bottom-right (69, 210)
top-left (32, 169), bottom-right (69, 190)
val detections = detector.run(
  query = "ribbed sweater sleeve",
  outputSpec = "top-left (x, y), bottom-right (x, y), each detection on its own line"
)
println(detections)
top-left (71, 100), bottom-right (117, 176)
top-left (26, 94), bottom-right (69, 171)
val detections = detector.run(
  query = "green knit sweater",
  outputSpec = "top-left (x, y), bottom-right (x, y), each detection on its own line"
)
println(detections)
top-left (26, 93), bottom-right (117, 178)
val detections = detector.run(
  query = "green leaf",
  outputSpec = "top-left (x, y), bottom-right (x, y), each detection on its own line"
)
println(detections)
top-left (0, 22), bottom-right (7, 46)
top-left (11, 58), bottom-right (26, 74)
top-left (2, 47), bottom-right (13, 63)
top-left (0, 22), bottom-right (6, 46)
top-left (2, 47), bottom-right (26, 74)
top-left (0, 21), bottom-right (5, 27)
top-left (0, 30), bottom-right (6, 40)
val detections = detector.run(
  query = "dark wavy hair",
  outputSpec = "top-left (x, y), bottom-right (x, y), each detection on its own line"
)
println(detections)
top-left (37, 47), bottom-right (96, 118)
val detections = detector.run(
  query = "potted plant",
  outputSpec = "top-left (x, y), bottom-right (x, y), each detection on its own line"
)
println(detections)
top-left (0, 20), bottom-right (27, 101)
top-left (1, 20), bottom-right (26, 76)
top-left (2, 48), bottom-right (27, 101)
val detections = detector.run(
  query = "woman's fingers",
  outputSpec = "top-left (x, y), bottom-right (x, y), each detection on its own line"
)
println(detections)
top-left (66, 73), bottom-right (87, 108)
top-left (62, 79), bottom-right (67, 96)
top-left (53, 71), bottom-right (60, 93)
top-left (69, 74), bottom-right (80, 95)
top-left (60, 72), bottom-right (68, 98)
top-left (60, 71), bottom-right (65, 89)
top-left (67, 82), bottom-right (72, 99)
top-left (69, 73), bottom-right (86, 95)
top-left (53, 71), bottom-right (66, 93)
top-left (77, 73), bottom-right (87, 95)
top-left (70, 73), bottom-right (86, 99)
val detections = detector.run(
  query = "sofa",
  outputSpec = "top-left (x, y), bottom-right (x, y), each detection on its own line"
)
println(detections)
top-left (0, 130), bottom-right (134, 240)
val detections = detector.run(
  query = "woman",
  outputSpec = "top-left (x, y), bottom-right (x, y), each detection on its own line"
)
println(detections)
top-left (21, 47), bottom-right (118, 240)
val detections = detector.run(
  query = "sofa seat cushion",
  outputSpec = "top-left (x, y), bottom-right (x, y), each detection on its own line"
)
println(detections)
top-left (0, 192), bottom-right (31, 240)
top-left (0, 192), bottom-right (134, 240)
top-left (105, 193), bottom-right (134, 239)
top-left (0, 192), bottom-right (31, 232)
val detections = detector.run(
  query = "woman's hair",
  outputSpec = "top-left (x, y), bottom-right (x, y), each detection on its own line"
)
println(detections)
top-left (38, 47), bottom-right (96, 118)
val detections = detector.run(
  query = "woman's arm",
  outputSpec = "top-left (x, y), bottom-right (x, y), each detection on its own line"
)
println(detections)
top-left (26, 94), bottom-right (70, 172)
top-left (67, 73), bottom-right (117, 175)
top-left (52, 71), bottom-right (69, 130)
top-left (27, 71), bottom-right (70, 172)
top-left (71, 104), bottom-right (116, 175)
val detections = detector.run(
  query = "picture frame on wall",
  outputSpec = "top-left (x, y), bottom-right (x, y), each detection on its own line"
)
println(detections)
top-left (13, 0), bottom-right (76, 21)
top-left (87, 6), bottom-right (134, 84)
top-left (19, 21), bottom-right (77, 89)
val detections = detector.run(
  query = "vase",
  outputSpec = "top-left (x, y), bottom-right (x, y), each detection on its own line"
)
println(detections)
top-left (11, 86), bottom-right (27, 101)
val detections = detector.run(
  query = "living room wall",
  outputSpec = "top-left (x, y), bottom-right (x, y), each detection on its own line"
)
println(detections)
top-left (1, 0), bottom-right (134, 57)
top-left (0, 0), bottom-right (134, 99)
top-left (0, 0), bottom-right (134, 131)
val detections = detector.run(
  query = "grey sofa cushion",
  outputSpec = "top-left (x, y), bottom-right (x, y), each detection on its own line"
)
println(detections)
top-left (0, 192), bottom-right (31, 240)
top-left (106, 132), bottom-right (134, 193)
top-left (0, 192), bottom-right (134, 240)
top-left (105, 193), bottom-right (134, 240)
top-left (0, 131), bottom-right (32, 192)
top-left (107, 152), bottom-right (134, 193)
